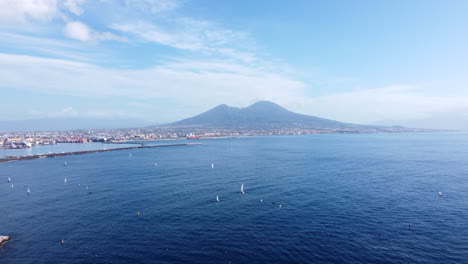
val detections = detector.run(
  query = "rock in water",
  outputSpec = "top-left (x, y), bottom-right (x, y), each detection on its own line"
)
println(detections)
top-left (0, 235), bottom-right (10, 245)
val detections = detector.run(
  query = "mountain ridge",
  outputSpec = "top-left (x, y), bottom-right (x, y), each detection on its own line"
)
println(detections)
top-left (169, 101), bottom-right (371, 129)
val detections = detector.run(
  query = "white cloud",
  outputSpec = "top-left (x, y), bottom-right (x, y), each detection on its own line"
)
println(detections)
top-left (47, 107), bottom-right (79, 118)
top-left (63, 0), bottom-right (86, 15)
top-left (112, 21), bottom-right (202, 51)
top-left (125, 0), bottom-right (180, 13)
top-left (63, 21), bottom-right (91, 41)
top-left (0, 32), bottom-right (95, 61)
top-left (30, 107), bottom-right (133, 119)
top-left (289, 85), bottom-right (468, 124)
top-left (0, 0), bottom-right (60, 24)
top-left (84, 110), bottom-right (132, 118)
top-left (63, 21), bottom-right (127, 42)
top-left (112, 19), bottom-right (254, 61)
top-left (0, 53), bottom-right (306, 121)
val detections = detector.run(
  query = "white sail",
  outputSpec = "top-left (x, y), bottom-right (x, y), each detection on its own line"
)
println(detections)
top-left (211, 163), bottom-right (214, 169)
top-left (8, 177), bottom-right (11, 183)
top-left (241, 184), bottom-right (245, 194)
top-left (216, 195), bottom-right (220, 202)
top-left (27, 187), bottom-right (30, 194)
top-left (64, 161), bottom-right (67, 166)
top-left (64, 177), bottom-right (67, 183)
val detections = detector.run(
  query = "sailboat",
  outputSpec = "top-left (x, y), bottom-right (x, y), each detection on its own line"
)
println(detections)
top-left (216, 195), bottom-right (220, 202)
top-left (8, 177), bottom-right (11, 183)
top-left (241, 184), bottom-right (245, 194)
top-left (27, 187), bottom-right (30, 194)
top-left (211, 163), bottom-right (214, 169)
top-left (64, 161), bottom-right (67, 166)
top-left (64, 177), bottom-right (67, 183)
top-left (438, 191), bottom-right (443, 196)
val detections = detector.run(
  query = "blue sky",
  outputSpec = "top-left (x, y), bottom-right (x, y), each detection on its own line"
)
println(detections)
top-left (1, 0), bottom-right (468, 128)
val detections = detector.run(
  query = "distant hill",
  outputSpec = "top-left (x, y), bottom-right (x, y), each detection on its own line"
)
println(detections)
top-left (170, 101), bottom-right (372, 129)
top-left (0, 117), bottom-right (151, 132)
top-left (374, 111), bottom-right (468, 131)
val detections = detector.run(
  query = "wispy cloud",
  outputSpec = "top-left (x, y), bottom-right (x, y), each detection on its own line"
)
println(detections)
top-left (125, 0), bottom-right (180, 13)
top-left (0, 1), bottom-right (126, 44)
top-left (0, 0), bottom-right (60, 24)
top-left (111, 18), bottom-right (252, 57)
top-left (62, 0), bottom-right (86, 16)
top-left (0, 32), bottom-right (104, 62)
top-left (47, 106), bottom-right (79, 118)
top-left (29, 107), bottom-right (136, 119)
top-left (291, 85), bottom-right (468, 124)
top-left (0, 53), bottom-right (306, 121)
top-left (63, 21), bottom-right (127, 42)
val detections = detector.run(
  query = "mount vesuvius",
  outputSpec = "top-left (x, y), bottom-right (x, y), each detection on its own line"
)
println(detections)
top-left (169, 101), bottom-right (377, 130)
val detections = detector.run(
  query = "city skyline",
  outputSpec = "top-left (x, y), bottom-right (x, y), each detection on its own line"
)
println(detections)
top-left (1, 0), bottom-right (468, 129)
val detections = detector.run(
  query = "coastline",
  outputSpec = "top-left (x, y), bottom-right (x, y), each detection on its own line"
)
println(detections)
top-left (0, 143), bottom-right (201, 164)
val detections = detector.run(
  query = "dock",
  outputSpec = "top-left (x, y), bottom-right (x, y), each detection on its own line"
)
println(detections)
top-left (0, 143), bottom-right (201, 163)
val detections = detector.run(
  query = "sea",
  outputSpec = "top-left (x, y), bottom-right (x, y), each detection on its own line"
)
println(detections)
top-left (1, 133), bottom-right (467, 263)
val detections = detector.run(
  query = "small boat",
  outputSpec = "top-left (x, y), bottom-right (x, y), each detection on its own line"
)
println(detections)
top-left (438, 191), bottom-right (443, 196)
top-left (64, 178), bottom-right (67, 183)
top-left (64, 161), bottom-right (67, 166)
top-left (27, 187), bottom-right (30, 194)
top-left (216, 195), bottom-right (220, 202)
top-left (211, 163), bottom-right (214, 169)
top-left (8, 177), bottom-right (11, 183)
top-left (241, 184), bottom-right (245, 194)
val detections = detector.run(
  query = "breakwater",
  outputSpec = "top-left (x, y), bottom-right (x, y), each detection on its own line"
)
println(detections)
top-left (0, 143), bottom-right (201, 163)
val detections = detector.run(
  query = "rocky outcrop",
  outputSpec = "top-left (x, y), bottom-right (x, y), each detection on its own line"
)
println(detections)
top-left (0, 236), bottom-right (10, 246)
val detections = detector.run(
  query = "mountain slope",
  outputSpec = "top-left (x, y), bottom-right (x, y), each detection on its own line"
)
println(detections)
top-left (170, 101), bottom-right (367, 129)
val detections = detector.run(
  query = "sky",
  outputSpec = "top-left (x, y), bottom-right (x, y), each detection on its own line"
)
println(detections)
top-left (1, 0), bottom-right (468, 129)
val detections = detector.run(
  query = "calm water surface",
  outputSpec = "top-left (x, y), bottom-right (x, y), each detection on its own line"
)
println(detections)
top-left (1, 133), bottom-right (467, 263)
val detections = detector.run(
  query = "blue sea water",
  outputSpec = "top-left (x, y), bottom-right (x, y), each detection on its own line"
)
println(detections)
top-left (1, 133), bottom-right (468, 263)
